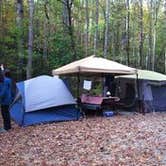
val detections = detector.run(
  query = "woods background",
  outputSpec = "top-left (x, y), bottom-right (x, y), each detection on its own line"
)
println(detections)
top-left (0, 0), bottom-right (165, 81)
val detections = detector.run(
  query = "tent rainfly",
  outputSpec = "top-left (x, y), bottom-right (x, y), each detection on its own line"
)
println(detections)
top-left (117, 69), bottom-right (166, 81)
top-left (52, 55), bottom-right (136, 76)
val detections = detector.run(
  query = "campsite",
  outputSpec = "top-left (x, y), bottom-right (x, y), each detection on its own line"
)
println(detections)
top-left (1, 0), bottom-right (166, 165)
top-left (1, 56), bottom-right (166, 165)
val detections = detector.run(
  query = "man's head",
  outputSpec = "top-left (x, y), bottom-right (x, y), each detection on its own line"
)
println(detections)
top-left (4, 69), bottom-right (11, 77)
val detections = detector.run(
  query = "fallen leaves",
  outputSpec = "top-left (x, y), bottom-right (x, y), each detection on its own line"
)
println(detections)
top-left (0, 112), bottom-right (166, 165)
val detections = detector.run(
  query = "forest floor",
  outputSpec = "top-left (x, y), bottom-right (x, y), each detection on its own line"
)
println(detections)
top-left (0, 112), bottom-right (166, 166)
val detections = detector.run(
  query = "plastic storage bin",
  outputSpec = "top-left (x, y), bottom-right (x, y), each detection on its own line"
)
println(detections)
top-left (103, 110), bottom-right (114, 117)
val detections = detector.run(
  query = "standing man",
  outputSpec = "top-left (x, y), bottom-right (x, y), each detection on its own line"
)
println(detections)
top-left (0, 65), bottom-right (14, 131)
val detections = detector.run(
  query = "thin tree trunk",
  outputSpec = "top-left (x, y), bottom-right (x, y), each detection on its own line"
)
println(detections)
top-left (0, 0), bottom-right (4, 58)
top-left (43, 18), bottom-right (48, 60)
top-left (67, 0), bottom-right (76, 60)
top-left (94, 0), bottom-right (99, 55)
top-left (152, 0), bottom-right (161, 71)
top-left (60, 0), bottom-right (76, 60)
top-left (152, 27), bottom-right (156, 71)
top-left (77, 0), bottom-right (83, 48)
top-left (85, 0), bottom-right (89, 56)
top-left (112, 33), bottom-right (115, 60)
top-left (0, 0), bottom-right (7, 59)
top-left (126, 0), bottom-right (130, 65)
top-left (115, 24), bottom-right (120, 58)
top-left (27, 0), bottom-right (34, 79)
top-left (103, 0), bottom-right (110, 58)
top-left (62, 0), bottom-right (69, 28)
top-left (43, 0), bottom-right (49, 61)
top-left (139, 0), bottom-right (143, 68)
top-left (16, 0), bottom-right (24, 80)
top-left (148, 0), bottom-right (153, 70)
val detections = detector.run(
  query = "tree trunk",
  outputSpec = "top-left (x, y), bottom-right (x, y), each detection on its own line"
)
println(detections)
top-left (165, 0), bottom-right (166, 15)
top-left (152, 26), bottom-right (156, 71)
top-left (62, 0), bottom-right (69, 27)
top-left (103, 0), bottom-right (110, 58)
top-left (94, 0), bottom-right (99, 55)
top-left (16, 0), bottom-right (24, 80)
top-left (61, 0), bottom-right (76, 60)
top-left (115, 24), bottom-right (120, 58)
top-left (152, 0), bottom-right (161, 71)
top-left (139, 0), bottom-right (143, 68)
top-left (126, 0), bottom-right (130, 65)
top-left (84, 0), bottom-right (89, 56)
top-left (0, 1), bottom-right (7, 59)
top-left (0, 0), bottom-right (4, 58)
top-left (147, 0), bottom-right (153, 70)
top-left (43, 0), bottom-right (49, 61)
top-left (27, 0), bottom-right (34, 79)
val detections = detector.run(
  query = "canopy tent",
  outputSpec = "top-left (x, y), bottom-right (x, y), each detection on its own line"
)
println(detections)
top-left (52, 55), bottom-right (136, 76)
top-left (10, 75), bottom-right (80, 126)
top-left (116, 70), bottom-right (166, 112)
top-left (52, 55), bottom-right (137, 97)
top-left (52, 55), bottom-right (138, 113)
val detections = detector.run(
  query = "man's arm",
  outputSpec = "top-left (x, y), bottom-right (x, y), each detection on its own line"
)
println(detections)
top-left (0, 83), bottom-right (6, 97)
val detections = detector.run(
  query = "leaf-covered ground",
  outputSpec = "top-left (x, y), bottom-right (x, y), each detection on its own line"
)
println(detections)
top-left (0, 112), bottom-right (166, 166)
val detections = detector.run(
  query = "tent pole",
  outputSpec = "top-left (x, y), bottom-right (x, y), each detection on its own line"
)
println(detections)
top-left (21, 102), bottom-right (25, 126)
top-left (135, 72), bottom-right (144, 114)
top-left (77, 73), bottom-right (80, 98)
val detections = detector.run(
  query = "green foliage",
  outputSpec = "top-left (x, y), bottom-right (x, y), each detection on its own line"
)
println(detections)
top-left (48, 30), bottom-right (84, 70)
top-left (0, 0), bottom-right (166, 81)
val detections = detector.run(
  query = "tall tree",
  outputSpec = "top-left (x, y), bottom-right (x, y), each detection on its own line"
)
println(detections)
top-left (84, 0), bottom-right (89, 56)
top-left (152, 0), bottom-right (161, 71)
top-left (126, 0), bottom-right (130, 65)
top-left (0, 0), bottom-right (4, 58)
top-left (147, 0), bottom-right (153, 70)
top-left (16, 0), bottom-right (24, 79)
top-left (60, 0), bottom-right (76, 60)
top-left (43, 0), bottom-right (50, 61)
top-left (103, 0), bottom-right (110, 58)
top-left (139, 0), bottom-right (143, 68)
top-left (27, 0), bottom-right (34, 79)
top-left (94, 0), bottom-right (99, 55)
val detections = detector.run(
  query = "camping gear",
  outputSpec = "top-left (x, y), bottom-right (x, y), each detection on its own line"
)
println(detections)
top-left (116, 70), bottom-right (166, 112)
top-left (10, 75), bottom-right (80, 126)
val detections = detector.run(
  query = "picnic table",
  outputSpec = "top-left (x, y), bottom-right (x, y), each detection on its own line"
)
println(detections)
top-left (80, 94), bottom-right (120, 113)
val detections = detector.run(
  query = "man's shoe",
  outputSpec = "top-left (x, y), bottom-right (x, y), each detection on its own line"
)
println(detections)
top-left (0, 128), bottom-right (7, 133)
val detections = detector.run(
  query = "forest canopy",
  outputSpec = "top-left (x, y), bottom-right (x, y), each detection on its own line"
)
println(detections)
top-left (0, 0), bottom-right (165, 81)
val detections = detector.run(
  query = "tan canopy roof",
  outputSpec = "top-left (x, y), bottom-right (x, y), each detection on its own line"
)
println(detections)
top-left (52, 55), bottom-right (136, 76)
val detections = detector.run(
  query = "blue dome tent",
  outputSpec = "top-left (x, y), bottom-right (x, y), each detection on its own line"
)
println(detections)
top-left (10, 75), bottom-right (80, 126)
